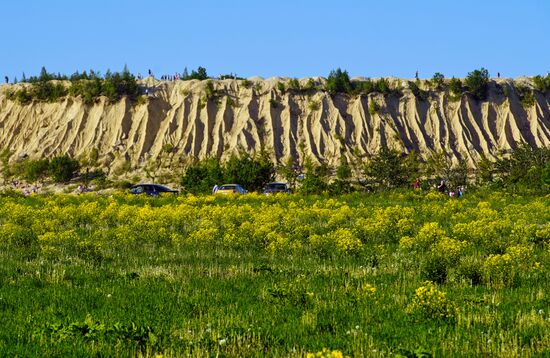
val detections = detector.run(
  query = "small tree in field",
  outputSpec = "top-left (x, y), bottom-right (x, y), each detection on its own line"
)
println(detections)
top-left (279, 156), bottom-right (298, 189)
top-left (180, 157), bottom-right (224, 194)
top-left (364, 147), bottom-right (410, 189)
top-left (475, 155), bottom-right (494, 186)
top-left (49, 155), bottom-right (80, 183)
top-left (223, 151), bottom-right (275, 192)
top-left (15, 159), bottom-right (50, 183)
top-left (330, 156), bottom-right (354, 194)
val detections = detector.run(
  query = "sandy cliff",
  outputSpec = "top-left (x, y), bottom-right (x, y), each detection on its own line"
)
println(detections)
top-left (0, 77), bottom-right (549, 172)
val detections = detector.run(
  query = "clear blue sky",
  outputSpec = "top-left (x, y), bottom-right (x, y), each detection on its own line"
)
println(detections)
top-left (2, 0), bottom-right (549, 80)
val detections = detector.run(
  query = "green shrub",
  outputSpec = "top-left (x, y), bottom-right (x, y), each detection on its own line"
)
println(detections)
top-left (364, 147), bottom-right (414, 189)
top-left (299, 174), bottom-right (328, 195)
top-left (113, 180), bottom-right (133, 189)
top-left (515, 84), bottom-right (536, 108)
top-left (303, 78), bottom-right (317, 91)
top-left (0, 223), bottom-right (37, 248)
top-left (181, 158), bottom-right (224, 194)
top-left (31, 81), bottom-right (68, 102)
top-left (133, 95), bottom-right (147, 106)
top-left (464, 68), bottom-right (489, 100)
top-left (449, 77), bottom-right (463, 98)
top-left (374, 78), bottom-right (393, 95)
top-left (69, 78), bottom-right (103, 104)
top-left (475, 155), bottom-right (494, 186)
top-left (49, 155), bottom-right (80, 183)
top-left (422, 256), bottom-right (448, 284)
top-left (13, 89), bottom-right (33, 104)
top-left (329, 157), bottom-right (354, 195)
top-left (533, 75), bottom-right (550, 93)
top-left (219, 73), bottom-right (244, 80)
top-left (205, 80), bottom-right (216, 99)
top-left (457, 257), bottom-right (483, 285)
top-left (278, 157), bottom-right (298, 189)
top-left (408, 281), bottom-right (458, 321)
top-left (494, 144), bottom-right (550, 191)
top-left (447, 158), bottom-right (469, 188)
top-left (543, 161), bottom-right (550, 186)
top-left (101, 68), bottom-right (139, 102)
top-left (15, 158), bottom-right (50, 182)
top-left (162, 143), bottom-right (174, 154)
top-left (308, 100), bottom-right (320, 111)
top-left (408, 81), bottom-right (428, 101)
top-left (431, 72), bottom-right (445, 89)
top-left (223, 151), bottom-right (275, 192)
top-left (356, 78), bottom-right (399, 96)
top-left (269, 98), bottom-right (280, 108)
top-left (288, 78), bottom-right (300, 91)
top-left (277, 82), bottom-right (286, 93)
top-left (368, 100), bottom-right (380, 115)
top-left (298, 158), bottom-right (330, 194)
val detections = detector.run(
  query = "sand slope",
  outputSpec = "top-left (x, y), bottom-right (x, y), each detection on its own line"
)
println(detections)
top-left (0, 78), bottom-right (549, 171)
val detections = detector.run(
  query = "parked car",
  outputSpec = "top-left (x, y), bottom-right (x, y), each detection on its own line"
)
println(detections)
top-left (263, 182), bottom-right (290, 195)
top-left (130, 184), bottom-right (179, 196)
top-left (216, 184), bottom-right (247, 195)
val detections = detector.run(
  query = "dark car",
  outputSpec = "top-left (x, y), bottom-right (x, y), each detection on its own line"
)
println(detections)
top-left (130, 184), bottom-right (179, 196)
top-left (263, 182), bottom-right (290, 195)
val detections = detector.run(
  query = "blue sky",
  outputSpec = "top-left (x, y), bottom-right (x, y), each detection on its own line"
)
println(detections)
top-left (1, 0), bottom-right (549, 80)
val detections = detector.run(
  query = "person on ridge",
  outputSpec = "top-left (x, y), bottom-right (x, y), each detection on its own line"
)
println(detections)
top-left (413, 177), bottom-right (421, 190)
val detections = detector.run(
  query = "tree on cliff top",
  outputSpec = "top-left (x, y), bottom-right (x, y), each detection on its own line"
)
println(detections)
top-left (187, 67), bottom-right (209, 81)
top-left (325, 68), bottom-right (353, 94)
top-left (464, 68), bottom-right (489, 100)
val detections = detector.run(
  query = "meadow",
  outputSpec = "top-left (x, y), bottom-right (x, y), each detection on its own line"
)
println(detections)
top-left (0, 190), bottom-right (548, 357)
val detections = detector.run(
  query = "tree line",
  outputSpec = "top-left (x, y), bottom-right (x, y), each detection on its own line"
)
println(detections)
top-left (4, 66), bottom-right (550, 107)
top-left (320, 68), bottom-right (550, 103)
top-left (1, 144), bottom-right (548, 194)
top-left (3, 66), bottom-right (141, 104)
top-left (180, 144), bottom-right (550, 195)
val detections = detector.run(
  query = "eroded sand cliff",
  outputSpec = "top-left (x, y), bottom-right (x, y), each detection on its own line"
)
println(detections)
top-left (0, 77), bottom-right (549, 172)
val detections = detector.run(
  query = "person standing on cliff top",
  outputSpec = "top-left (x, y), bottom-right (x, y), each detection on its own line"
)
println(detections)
top-left (4, 76), bottom-right (8, 84)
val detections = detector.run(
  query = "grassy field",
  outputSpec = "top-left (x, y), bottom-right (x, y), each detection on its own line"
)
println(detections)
top-left (0, 190), bottom-right (548, 357)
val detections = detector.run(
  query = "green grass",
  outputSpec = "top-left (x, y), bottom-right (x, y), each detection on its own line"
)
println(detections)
top-left (0, 190), bottom-right (548, 356)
